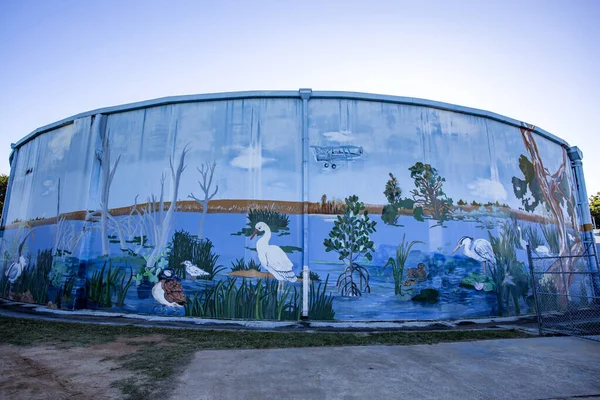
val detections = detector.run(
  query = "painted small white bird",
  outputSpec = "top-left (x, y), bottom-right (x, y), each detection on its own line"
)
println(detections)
top-left (453, 236), bottom-right (496, 273)
top-left (181, 260), bottom-right (209, 278)
top-left (251, 222), bottom-right (297, 291)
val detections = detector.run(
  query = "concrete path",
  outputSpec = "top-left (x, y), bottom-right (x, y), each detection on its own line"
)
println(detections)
top-left (171, 337), bottom-right (600, 400)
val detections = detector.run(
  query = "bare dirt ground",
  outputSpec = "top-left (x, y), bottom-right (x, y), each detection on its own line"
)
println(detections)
top-left (0, 335), bottom-right (164, 400)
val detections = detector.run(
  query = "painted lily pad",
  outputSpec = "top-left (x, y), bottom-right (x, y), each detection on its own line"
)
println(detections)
top-left (460, 272), bottom-right (495, 292)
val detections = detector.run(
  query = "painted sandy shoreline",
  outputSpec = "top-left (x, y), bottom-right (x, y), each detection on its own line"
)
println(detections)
top-left (2, 199), bottom-right (558, 230)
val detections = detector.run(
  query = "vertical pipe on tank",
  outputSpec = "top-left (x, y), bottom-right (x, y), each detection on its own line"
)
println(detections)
top-left (567, 146), bottom-right (600, 298)
top-left (0, 144), bottom-right (18, 228)
top-left (300, 88), bottom-right (312, 320)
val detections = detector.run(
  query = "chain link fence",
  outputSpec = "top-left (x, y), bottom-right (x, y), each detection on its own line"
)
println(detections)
top-left (528, 243), bottom-right (600, 341)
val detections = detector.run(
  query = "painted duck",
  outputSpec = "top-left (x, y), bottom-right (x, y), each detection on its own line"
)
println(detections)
top-left (251, 222), bottom-right (297, 291)
top-left (406, 263), bottom-right (427, 282)
top-left (404, 279), bottom-right (417, 287)
top-left (152, 268), bottom-right (186, 308)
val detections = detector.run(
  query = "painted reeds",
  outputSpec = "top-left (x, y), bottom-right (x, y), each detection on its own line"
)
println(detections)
top-left (88, 262), bottom-right (120, 308)
top-left (541, 224), bottom-right (560, 255)
top-left (184, 276), bottom-right (336, 321)
top-left (488, 221), bottom-right (529, 316)
top-left (115, 265), bottom-right (134, 307)
top-left (10, 249), bottom-right (53, 304)
top-left (54, 274), bottom-right (76, 309)
top-left (524, 225), bottom-right (544, 249)
top-left (308, 274), bottom-right (335, 320)
top-left (383, 234), bottom-right (423, 295)
top-left (230, 258), bottom-right (261, 272)
top-left (168, 230), bottom-right (224, 279)
top-left (184, 277), bottom-right (300, 320)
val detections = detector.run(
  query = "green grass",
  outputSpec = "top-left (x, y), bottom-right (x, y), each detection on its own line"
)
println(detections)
top-left (0, 315), bottom-right (530, 400)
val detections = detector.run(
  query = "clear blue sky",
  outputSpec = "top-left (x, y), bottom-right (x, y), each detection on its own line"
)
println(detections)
top-left (1, 0), bottom-right (599, 197)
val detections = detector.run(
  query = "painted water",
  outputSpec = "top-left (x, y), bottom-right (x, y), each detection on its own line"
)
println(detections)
top-left (0, 211), bottom-right (541, 321)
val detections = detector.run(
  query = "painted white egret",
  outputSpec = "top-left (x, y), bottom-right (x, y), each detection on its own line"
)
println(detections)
top-left (5, 230), bottom-right (34, 291)
top-left (452, 236), bottom-right (496, 273)
top-left (516, 226), bottom-right (528, 250)
top-left (5, 255), bottom-right (27, 284)
top-left (251, 222), bottom-right (297, 291)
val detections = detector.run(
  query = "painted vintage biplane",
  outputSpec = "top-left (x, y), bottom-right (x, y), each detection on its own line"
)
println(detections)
top-left (310, 145), bottom-right (364, 169)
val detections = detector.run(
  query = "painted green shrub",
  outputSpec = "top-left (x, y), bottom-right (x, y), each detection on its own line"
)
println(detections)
top-left (233, 209), bottom-right (290, 237)
top-left (381, 173), bottom-right (414, 226)
top-left (230, 258), bottom-right (261, 272)
top-left (408, 162), bottom-right (453, 222)
top-left (324, 195), bottom-right (377, 297)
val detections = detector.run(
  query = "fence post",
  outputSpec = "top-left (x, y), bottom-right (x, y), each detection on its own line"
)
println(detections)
top-left (302, 265), bottom-right (309, 320)
top-left (527, 244), bottom-right (543, 336)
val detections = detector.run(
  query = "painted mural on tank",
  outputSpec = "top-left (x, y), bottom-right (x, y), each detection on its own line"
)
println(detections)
top-left (0, 94), bottom-right (593, 322)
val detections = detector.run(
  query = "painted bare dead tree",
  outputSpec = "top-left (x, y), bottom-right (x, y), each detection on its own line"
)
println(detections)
top-left (144, 145), bottom-right (190, 270)
top-left (519, 124), bottom-right (583, 296)
top-left (86, 121), bottom-right (121, 256)
top-left (188, 161), bottom-right (218, 239)
top-left (54, 178), bottom-right (87, 256)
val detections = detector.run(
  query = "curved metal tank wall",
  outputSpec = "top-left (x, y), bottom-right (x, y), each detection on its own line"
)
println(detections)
top-left (0, 90), bottom-right (593, 322)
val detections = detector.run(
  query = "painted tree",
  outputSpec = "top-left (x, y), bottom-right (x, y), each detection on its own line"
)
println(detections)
top-left (188, 161), bottom-right (218, 239)
top-left (144, 145), bottom-right (190, 270)
top-left (516, 124), bottom-right (583, 297)
top-left (590, 192), bottom-right (600, 228)
top-left (53, 177), bottom-right (90, 257)
top-left (382, 173), bottom-right (401, 226)
top-left (381, 172), bottom-right (414, 225)
top-left (408, 162), bottom-right (452, 221)
top-left (324, 195), bottom-right (377, 296)
top-left (0, 173), bottom-right (8, 222)
top-left (511, 155), bottom-right (543, 212)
